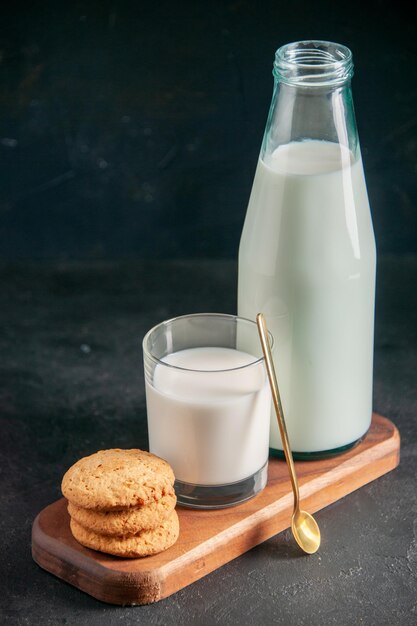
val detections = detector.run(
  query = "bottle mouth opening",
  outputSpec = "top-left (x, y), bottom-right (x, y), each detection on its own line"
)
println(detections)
top-left (274, 40), bottom-right (353, 86)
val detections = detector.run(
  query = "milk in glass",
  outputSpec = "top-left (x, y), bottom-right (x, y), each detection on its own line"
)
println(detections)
top-left (146, 346), bottom-right (270, 484)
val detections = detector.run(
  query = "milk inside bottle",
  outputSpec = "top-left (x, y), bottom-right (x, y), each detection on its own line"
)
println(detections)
top-left (238, 41), bottom-right (376, 457)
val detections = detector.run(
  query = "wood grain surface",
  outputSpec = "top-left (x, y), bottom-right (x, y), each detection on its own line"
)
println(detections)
top-left (32, 413), bottom-right (400, 606)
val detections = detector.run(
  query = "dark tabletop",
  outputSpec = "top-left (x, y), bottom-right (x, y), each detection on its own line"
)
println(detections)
top-left (1, 257), bottom-right (416, 625)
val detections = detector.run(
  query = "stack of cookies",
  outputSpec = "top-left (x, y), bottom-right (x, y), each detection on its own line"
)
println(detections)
top-left (61, 448), bottom-right (179, 558)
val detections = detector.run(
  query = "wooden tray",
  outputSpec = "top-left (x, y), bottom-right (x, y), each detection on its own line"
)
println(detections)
top-left (32, 413), bottom-right (400, 606)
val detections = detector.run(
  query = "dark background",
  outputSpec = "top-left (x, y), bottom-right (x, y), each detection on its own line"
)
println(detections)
top-left (0, 0), bottom-right (416, 261)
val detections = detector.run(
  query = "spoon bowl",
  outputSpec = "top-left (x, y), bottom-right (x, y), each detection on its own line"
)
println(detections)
top-left (291, 509), bottom-right (321, 554)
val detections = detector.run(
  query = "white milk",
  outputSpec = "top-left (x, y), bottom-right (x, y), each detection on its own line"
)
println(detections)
top-left (146, 347), bottom-right (270, 485)
top-left (238, 140), bottom-right (376, 453)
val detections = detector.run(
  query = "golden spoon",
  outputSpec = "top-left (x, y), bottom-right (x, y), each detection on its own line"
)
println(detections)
top-left (256, 313), bottom-right (321, 555)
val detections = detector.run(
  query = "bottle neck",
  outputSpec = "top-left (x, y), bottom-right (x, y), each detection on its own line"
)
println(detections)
top-left (262, 41), bottom-right (359, 162)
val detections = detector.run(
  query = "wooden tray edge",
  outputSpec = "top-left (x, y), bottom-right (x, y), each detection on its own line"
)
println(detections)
top-left (31, 515), bottom-right (162, 605)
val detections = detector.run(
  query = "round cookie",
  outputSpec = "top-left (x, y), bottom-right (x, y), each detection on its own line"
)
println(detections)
top-left (62, 449), bottom-right (175, 510)
top-left (67, 490), bottom-right (177, 536)
top-left (70, 511), bottom-right (180, 557)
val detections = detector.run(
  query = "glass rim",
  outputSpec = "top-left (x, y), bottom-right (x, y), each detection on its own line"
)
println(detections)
top-left (274, 40), bottom-right (353, 85)
top-left (142, 312), bottom-right (273, 373)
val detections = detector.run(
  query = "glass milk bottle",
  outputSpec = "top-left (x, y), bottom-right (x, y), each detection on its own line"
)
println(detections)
top-left (238, 41), bottom-right (376, 458)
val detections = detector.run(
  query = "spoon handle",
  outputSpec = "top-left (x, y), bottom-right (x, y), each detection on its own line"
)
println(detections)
top-left (256, 313), bottom-right (300, 509)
